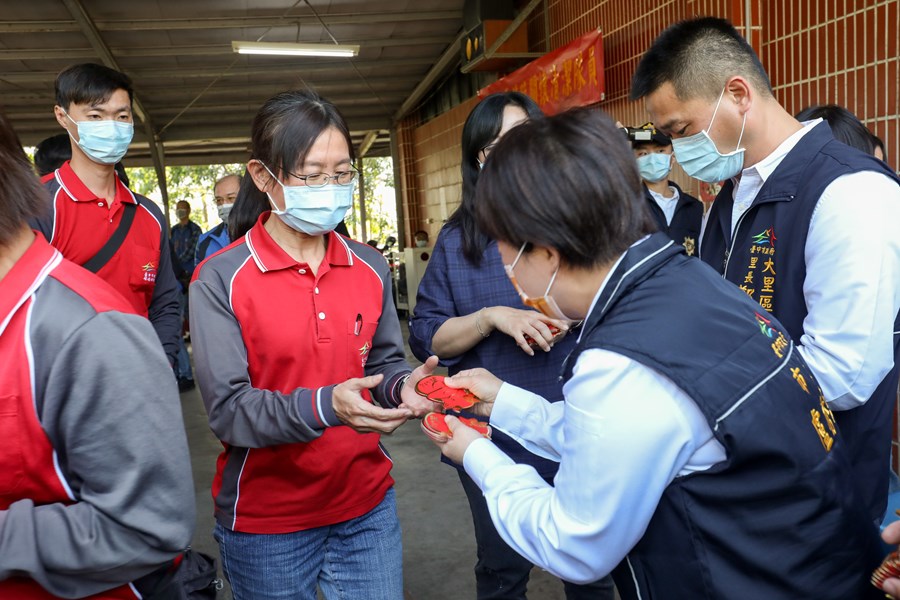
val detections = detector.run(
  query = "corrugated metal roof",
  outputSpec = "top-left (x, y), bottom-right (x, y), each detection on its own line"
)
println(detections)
top-left (0, 0), bottom-right (465, 164)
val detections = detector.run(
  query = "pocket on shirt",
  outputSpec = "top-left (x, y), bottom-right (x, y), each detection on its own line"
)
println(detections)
top-left (128, 243), bottom-right (160, 296)
top-left (0, 400), bottom-right (25, 495)
top-left (347, 320), bottom-right (380, 378)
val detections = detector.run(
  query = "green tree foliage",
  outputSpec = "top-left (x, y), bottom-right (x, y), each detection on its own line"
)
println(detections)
top-left (345, 156), bottom-right (397, 246)
top-left (127, 157), bottom-right (399, 242)
top-left (127, 163), bottom-right (244, 230)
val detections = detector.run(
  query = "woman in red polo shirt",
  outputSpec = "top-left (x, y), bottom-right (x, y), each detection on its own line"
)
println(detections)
top-left (189, 90), bottom-right (435, 600)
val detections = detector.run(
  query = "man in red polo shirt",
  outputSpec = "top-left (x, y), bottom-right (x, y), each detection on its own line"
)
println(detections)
top-left (30, 63), bottom-right (181, 365)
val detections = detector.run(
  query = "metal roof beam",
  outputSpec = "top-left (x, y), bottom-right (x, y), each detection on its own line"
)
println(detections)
top-left (0, 79), bottom-right (423, 106)
top-left (0, 11), bottom-right (462, 33)
top-left (394, 30), bottom-right (466, 121)
top-left (0, 57), bottom-right (435, 84)
top-left (0, 38), bottom-right (453, 61)
top-left (59, 0), bottom-right (171, 220)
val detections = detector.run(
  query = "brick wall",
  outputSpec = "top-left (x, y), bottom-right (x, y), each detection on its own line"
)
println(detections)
top-left (397, 0), bottom-right (899, 212)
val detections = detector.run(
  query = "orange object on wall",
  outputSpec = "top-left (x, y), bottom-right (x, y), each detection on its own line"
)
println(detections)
top-left (461, 19), bottom-right (530, 72)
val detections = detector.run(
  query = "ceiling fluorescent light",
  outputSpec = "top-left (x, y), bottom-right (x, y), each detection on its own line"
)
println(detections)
top-left (232, 41), bottom-right (359, 58)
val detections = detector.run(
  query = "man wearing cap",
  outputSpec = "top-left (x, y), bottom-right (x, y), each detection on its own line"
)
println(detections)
top-left (630, 122), bottom-right (703, 255)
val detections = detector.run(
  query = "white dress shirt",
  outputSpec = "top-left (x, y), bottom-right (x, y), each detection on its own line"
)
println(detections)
top-left (712, 119), bottom-right (900, 410)
top-left (463, 257), bottom-right (727, 584)
top-left (648, 186), bottom-right (680, 226)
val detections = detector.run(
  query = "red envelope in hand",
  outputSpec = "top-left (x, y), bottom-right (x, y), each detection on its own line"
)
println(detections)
top-left (421, 412), bottom-right (491, 440)
top-left (415, 375), bottom-right (481, 410)
top-left (524, 324), bottom-right (562, 347)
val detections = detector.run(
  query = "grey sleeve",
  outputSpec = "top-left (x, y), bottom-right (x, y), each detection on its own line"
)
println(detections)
top-left (0, 312), bottom-right (196, 597)
top-left (148, 216), bottom-right (183, 365)
top-left (364, 259), bottom-right (413, 409)
top-left (189, 275), bottom-right (338, 448)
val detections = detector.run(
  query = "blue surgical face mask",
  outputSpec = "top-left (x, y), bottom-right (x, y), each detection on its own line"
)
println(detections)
top-left (65, 112), bottom-right (134, 165)
top-left (636, 152), bottom-right (672, 182)
top-left (670, 87), bottom-right (747, 183)
top-left (261, 163), bottom-right (353, 236)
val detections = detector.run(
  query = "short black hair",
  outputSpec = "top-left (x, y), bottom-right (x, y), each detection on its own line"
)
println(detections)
top-left (33, 133), bottom-right (71, 176)
top-left (0, 109), bottom-right (50, 245)
top-left (873, 135), bottom-right (886, 160)
top-left (631, 17), bottom-right (772, 102)
top-left (447, 92), bottom-right (543, 265)
top-left (795, 104), bottom-right (876, 155)
top-left (55, 63), bottom-right (134, 111)
top-left (474, 108), bottom-right (656, 269)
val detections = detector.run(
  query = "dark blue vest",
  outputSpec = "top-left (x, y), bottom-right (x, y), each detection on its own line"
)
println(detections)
top-left (643, 181), bottom-right (703, 256)
top-left (563, 233), bottom-right (881, 599)
top-left (700, 122), bottom-right (900, 522)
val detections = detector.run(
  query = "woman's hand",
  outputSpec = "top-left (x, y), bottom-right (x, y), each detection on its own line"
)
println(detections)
top-left (333, 374), bottom-right (413, 433)
top-left (429, 415), bottom-right (487, 464)
top-left (482, 306), bottom-right (569, 355)
top-left (398, 356), bottom-right (441, 417)
top-left (443, 368), bottom-right (502, 418)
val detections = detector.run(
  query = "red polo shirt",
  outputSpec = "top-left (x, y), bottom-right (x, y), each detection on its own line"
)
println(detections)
top-left (41, 161), bottom-right (163, 317)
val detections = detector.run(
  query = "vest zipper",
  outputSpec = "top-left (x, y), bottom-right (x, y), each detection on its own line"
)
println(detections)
top-left (722, 210), bottom-right (750, 277)
top-left (625, 556), bottom-right (645, 600)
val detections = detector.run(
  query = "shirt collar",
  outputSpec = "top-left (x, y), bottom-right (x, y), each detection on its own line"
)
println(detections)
top-left (648, 186), bottom-right (679, 203)
top-left (55, 160), bottom-right (135, 205)
top-left (0, 233), bottom-right (61, 336)
top-left (739, 118), bottom-right (822, 184)
top-left (245, 212), bottom-right (354, 273)
top-left (575, 238), bottom-right (641, 343)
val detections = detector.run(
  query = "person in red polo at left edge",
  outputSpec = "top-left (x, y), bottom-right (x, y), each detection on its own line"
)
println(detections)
top-left (30, 63), bottom-right (181, 365)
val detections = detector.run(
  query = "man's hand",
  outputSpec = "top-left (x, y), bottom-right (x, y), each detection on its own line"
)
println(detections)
top-left (880, 521), bottom-right (900, 597)
top-left (429, 415), bottom-right (487, 464)
top-left (333, 374), bottom-right (413, 434)
top-left (398, 355), bottom-right (440, 418)
top-left (443, 368), bottom-right (502, 418)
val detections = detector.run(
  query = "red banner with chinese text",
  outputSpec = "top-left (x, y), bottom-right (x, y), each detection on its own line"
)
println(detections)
top-left (477, 28), bottom-right (604, 115)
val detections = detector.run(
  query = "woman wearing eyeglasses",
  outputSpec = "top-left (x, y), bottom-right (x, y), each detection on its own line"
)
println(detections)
top-left (407, 92), bottom-right (614, 600)
top-left (189, 90), bottom-right (436, 600)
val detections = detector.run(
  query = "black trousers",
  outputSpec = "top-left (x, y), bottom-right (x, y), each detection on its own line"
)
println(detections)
top-left (458, 470), bottom-right (616, 600)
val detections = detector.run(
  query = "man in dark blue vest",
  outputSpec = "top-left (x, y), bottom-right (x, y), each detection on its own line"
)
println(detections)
top-left (628, 122), bottom-right (703, 255)
top-left (425, 108), bottom-right (884, 599)
top-left (631, 17), bottom-right (900, 524)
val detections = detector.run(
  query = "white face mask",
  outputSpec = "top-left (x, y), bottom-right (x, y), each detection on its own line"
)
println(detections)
top-left (261, 163), bottom-right (353, 236)
top-left (670, 87), bottom-right (747, 183)
top-left (504, 243), bottom-right (574, 324)
top-left (217, 203), bottom-right (234, 223)
top-left (415, 239), bottom-right (428, 248)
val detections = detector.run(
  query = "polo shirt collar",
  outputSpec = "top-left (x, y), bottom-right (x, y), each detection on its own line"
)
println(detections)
top-left (0, 233), bottom-right (62, 337)
top-left (245, 212), bottom-right (354, 273)
top-left (55, 160), bottom-right (136, 205)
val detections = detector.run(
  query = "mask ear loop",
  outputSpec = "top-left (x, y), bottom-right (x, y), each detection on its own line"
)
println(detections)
top-left (510, 242), bottom-right (528, 269)
top-left (734, 110), bottom-right (747, 152)
top-left (707, 86), bottom-right (747, 155)
top-left (706, 87), bottom-right (728, 132)
top-left (543, 266), bottom-right (560, 296)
